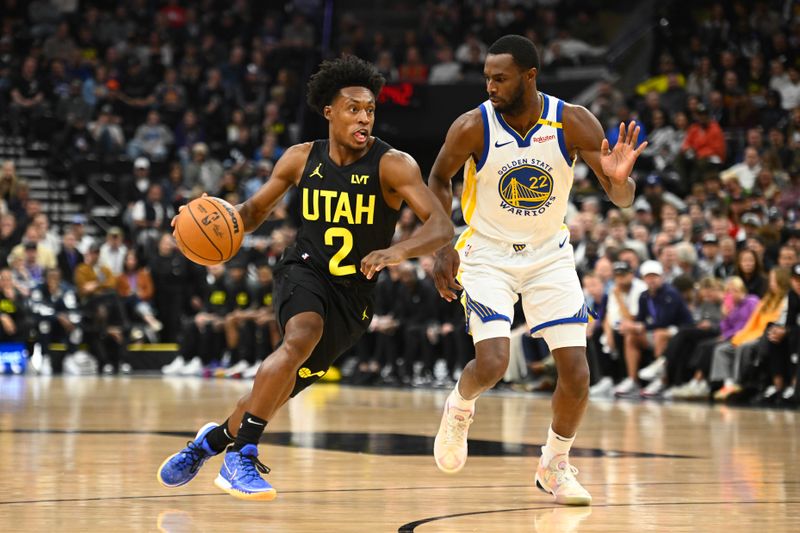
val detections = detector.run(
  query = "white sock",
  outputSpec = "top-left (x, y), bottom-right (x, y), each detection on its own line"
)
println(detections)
top-left (541, 425), bottom-right (575, 465)
top-left (449, 380), bottom-right (476, 412)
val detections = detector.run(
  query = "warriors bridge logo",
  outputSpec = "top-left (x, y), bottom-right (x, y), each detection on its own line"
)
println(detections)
top-left (497, 162), bottom-right (555, 214)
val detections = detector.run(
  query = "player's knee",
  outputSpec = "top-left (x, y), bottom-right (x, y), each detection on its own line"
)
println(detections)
top-left (557, 355), bottom-right (590, 398)
top-left (282, 320), bottom-right (323, 364)
top-left (474, 351), bottom-right (509, 387)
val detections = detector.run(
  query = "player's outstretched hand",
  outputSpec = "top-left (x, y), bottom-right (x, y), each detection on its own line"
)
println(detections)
top-left (361, 248), bottom-right (405, 280)
top-left (601, 121), bottom-right (648, 186)
top-left (433, 247), bottom-right (462, 302)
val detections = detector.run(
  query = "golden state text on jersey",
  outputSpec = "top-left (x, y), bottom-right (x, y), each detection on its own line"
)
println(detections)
top-left (458, 93), bottom-right (575, 249)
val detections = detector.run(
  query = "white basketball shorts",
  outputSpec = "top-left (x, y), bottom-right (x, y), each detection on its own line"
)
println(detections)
top-left (456, 227), bottom-right (590, 350)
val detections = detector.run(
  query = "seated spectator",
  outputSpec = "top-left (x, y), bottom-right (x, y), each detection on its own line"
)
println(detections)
top-left (398, 47), bottom-right (428, 83)
top-left (130, 183), bottom-right (174, 253)
top-left (711, 267), bottom-right (790, 401)
top-left (29, 268), bottom-right (82, 374)
top-left (615, 260), bottom-right (694, 397)
top-left (184, 142), bottom-right (224, 195)
top-left (127, 109), bottom-right (174, 161)
top-left (74, 243), bottom-right (128, 375)
top-left (57, 230), bottom-right (84, 286)
top-left (0, 213), bottom-right (21, 267)
top-left (9, 57), bottom-right (47, 138)
top-left (720, 147), bottom-right (761, 192)
top-left (668, 277), bottom-right (759, 400)
top-left (98, 227), bottom-right (128, 276)
top-left (679, 103), bottom-right (726, 185)
top-left (116, 248), bottom-right (161, 341)
top-left (756, 263), bottom-right (800, 404)
top-left (654, 277), bottom-right (724, 398)
top-left (589, 261), bottom-right (647, 398)
top-left (0, 267), bottom-right (28, 344)
top-left (88, 104), bottom-right (126, 157)
top-left (375, 50), bottom-right (398, 83)
top-left (428, 46), bottom-right (462, 85)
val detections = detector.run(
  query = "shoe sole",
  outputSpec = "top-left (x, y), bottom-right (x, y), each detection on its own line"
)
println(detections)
top-left (213, 474), bottom-right (277, 501)
top-left (156, 422), bottom-right (218, 488)
top-left (535, 475), bottom-right (592, 506)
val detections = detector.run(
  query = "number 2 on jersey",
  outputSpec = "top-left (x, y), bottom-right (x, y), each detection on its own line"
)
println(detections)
top-left (324, 227), bottom-right (356, 276)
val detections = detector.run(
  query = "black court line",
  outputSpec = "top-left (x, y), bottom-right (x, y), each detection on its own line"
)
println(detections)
top-left (397, 500), bottom-right (800, 532)
top-left (0, 428), bottom-right (697, 459)
top-left (1, 480), bottom-right (798, 507)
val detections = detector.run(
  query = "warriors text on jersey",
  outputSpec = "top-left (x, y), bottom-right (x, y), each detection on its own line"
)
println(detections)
top-left (294, 138), bottom-right (400, 283)
top-left (458, 93), bottom-right (575, 248)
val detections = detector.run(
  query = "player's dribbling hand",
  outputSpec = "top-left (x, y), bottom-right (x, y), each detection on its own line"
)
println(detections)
top-left (601, 121), bottom-right (648, 186)
top-left (433, 247), bottom-right (462, 302)
top-left (170, 192), bottom-right (209, 229)
top-left (361, 248), bottom-right (404, 280)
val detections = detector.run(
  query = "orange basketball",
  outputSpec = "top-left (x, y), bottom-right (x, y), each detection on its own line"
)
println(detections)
top-left (174, 196), bottom-right (244, 266)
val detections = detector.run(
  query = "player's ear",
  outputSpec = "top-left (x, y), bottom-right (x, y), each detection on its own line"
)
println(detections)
top-left (323, 105), bottom-right (332, 121)
top-left (527, 67), bottom-right (538, 82)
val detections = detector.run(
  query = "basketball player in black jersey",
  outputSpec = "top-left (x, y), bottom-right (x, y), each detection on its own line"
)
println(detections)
top-left (157, 56), bottom-right (453, 500)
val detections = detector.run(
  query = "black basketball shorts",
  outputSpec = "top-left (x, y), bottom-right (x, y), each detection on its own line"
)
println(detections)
top-left (272, 258), bottom-right (374, 396)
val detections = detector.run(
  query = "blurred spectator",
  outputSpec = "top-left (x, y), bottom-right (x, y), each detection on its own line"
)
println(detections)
top-left (615, 260), bottom-right (694, 397)
top-left (398, 47), bottom-right (429, 83)
top-left (712, 267), bottom-right (790, 401)
top-left (0, 267), bottom-right (28, 344)
top-left (174, 110), bottom-right (205, 166)
top-left (185, 142), bottom-right (224, 194)
top-left (9, 57), bottom-right (46, 138)
top-left (127, 109), bottom-right (174, 161)
top-left (116, 248), bottom-right (161, 340)
top-left (679, 103), bottom-right (726, 184)
top-left (735, 248), bottom-right (767, 297)
top-left (29, 268), bottom-right (82, 374)
top-left (88, 104), bottom-right (126, 157)
top-left (720, 147), bottom-right (761, 192)
top-left (74, 243), bottom-right (128, 375)
top-left (149, 233), bottom-right (198, 342)
top-left (98, 227), bottom-right (128, 276)
top-left (130, 183), bottom-right (174, 252)
top-left (154, 68), bottom-right (187, 128)
top-left (56, 230), bottom-right (84, 284)
top-left (429, 47), bottom-right (462, 85)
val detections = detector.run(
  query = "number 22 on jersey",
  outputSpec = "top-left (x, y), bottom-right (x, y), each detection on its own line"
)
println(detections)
top-left (324, 227), bottom-right (355, 276)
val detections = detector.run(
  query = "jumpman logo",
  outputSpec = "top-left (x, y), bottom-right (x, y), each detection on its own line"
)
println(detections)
top-left (310, 163), bottom-right (324, 179)
top-left (362, 307), bottom-right (369, 321)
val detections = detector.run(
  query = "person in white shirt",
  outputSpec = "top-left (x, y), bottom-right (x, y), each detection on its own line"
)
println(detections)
top-left (720, 147), bottom-right (761, 191)
top-left (98, 226), bottom-right (128, 275)
top-left (589, 261), bottom-right (648, 398)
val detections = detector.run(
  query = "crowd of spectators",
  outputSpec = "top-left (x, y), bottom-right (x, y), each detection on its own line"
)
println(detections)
top-left (0, 2), bottom-right (799, 407)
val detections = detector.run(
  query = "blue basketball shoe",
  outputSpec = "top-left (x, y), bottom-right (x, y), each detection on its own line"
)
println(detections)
top-left (214, 444), bottom-right (277, 501)
top-left (157, 422), bottom-right (220, 487)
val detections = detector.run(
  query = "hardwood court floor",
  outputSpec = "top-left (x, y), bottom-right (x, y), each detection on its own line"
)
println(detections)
top-left (0, 376), bottom-right (798, 532)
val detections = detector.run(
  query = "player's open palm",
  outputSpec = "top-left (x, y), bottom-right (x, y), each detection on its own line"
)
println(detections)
top-left (433, 247), bottom-right (462, 302)
top-left (601, 121), bottom-right (648, 186)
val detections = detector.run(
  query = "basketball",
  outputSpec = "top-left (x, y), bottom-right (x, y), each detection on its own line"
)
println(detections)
top-left (174, 196), bottom-right (244, 266)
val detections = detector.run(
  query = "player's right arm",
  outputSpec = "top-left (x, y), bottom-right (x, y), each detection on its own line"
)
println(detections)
top-left (236, 143), bottom-right (312, 233)
top-left (427, 110), bottom-right (484, 301)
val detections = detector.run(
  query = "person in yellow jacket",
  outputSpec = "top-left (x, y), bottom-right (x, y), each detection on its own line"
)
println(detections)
top-left (710, 267), bottom-right (791, 400)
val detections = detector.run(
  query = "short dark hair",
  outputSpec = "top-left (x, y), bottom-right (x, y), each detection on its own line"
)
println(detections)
top-left (488, 35), bottom-right (540, 70)
top-left (306, 55), bottom-right (385, 115)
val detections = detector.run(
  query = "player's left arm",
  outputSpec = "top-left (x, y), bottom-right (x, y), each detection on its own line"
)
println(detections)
top-left (361, 151), bottom-right (454, 280)
top-left (563, 105), bottom-right (647, 208)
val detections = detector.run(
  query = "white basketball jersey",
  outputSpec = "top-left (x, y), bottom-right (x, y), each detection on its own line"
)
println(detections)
top-left (458, 93), bottom-right (575, 247)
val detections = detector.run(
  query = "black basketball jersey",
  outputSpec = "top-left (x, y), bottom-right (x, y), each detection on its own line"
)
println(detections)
top-left (293, 138), bottom-right (400, 284)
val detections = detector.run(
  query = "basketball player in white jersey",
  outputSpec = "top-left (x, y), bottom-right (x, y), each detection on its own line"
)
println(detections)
top-left (428, 35), bottom-right (647, 506)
